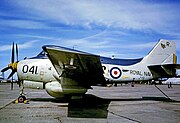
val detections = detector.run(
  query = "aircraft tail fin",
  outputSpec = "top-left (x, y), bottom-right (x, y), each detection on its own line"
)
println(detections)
top-left (142, 39), bottom-right (177, 65)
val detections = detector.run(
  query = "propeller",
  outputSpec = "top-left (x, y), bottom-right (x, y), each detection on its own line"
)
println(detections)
top-left (1, 42), bottom-right (19, 90)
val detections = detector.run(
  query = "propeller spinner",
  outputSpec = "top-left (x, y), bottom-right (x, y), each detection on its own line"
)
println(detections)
top-left (1, 42), bottom-right (19, 90)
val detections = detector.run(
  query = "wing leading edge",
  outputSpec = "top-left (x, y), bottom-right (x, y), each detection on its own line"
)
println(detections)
top-left (42, 45), bottom-right (106, 88)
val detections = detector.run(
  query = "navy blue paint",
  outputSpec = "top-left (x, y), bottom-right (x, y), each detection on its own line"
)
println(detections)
top-left (110, 67), bottom-right (122, 79)
top-left (100, 57), bottom-right (143, 66)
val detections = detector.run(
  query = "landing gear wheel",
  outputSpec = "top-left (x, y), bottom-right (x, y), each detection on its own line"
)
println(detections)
top-left (18, 95), bottom-right (26, 103)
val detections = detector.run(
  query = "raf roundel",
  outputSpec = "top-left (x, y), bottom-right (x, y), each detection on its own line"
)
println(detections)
top-left (110, 67), bottom-right (122, 79)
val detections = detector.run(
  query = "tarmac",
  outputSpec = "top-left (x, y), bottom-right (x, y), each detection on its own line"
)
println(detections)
top-left (0, 83), bottom-right (180, 123)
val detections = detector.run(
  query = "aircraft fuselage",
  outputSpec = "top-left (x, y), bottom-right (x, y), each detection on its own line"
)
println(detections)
top-left (17, 57), bottom-right (153, 85)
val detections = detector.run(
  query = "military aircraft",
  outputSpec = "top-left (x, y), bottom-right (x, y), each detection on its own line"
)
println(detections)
top-left (1, 39), bottom-right (180, 102)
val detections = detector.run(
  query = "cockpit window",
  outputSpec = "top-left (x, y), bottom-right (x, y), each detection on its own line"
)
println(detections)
top-left (29, 51), bottom-right (48, 59)
top-left (37, 51), bottom-right (47, 57)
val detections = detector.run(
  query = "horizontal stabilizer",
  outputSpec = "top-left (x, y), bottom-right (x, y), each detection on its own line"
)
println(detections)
top-left (148, 64), bottom-right (180, 77)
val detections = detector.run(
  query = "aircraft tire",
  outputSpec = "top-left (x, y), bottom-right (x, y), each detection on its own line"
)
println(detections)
top-left (18, 95), bottom-right (26, 103)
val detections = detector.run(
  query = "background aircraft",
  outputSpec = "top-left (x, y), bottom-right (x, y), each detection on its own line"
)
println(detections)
top-left (1, 39), bottom-right (180, 102)
top-left (162, 78), bottom-right (180, 85)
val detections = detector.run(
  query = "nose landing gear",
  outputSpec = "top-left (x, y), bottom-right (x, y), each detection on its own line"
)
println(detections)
top-left (15, 80), bottom-right (29, 104)
top-left (17, 95), bottom-right (27, 103)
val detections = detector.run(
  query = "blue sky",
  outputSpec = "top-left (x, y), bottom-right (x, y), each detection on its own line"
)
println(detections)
top-left (0, 0), bottom-right (180, 77)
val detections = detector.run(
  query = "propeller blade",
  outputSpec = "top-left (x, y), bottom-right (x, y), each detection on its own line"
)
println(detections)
top-left (11, 76), bottom-right (13, 90)
top-left (16, 43), bottom-right (18, 61)
top-left (7, 70), bottom-right (16, 79)
top-left (1, 66), bottom-right (10, 72)
top-left (11, 42), bottom-right (15, 63)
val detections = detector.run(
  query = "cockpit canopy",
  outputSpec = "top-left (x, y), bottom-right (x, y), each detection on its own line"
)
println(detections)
top-left (30, 51), bottom-right (48, 59)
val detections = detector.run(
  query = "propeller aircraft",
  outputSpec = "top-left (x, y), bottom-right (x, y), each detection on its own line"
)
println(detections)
top-left (1, 42), bottom-right (19, 90)
top-left (1, 39), bottom-right (180, 102)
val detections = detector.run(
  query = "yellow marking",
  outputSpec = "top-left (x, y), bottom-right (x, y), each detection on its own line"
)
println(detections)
top-left (173, 54), bottom-right (177, 64)
top-left (8, 62), bottom-right (18, 70)
top-left (24, 100), bottom-right (29, 104)
top-left (122, 76), bottom-right (130, 79)
top-left (15, 99), bottom-right (18, 104)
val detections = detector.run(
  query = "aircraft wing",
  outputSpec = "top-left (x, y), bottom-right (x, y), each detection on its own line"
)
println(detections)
top-left (148, 64), bottom-right (180, 77)
top-left (42, 45), bottom-right (106, 88)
